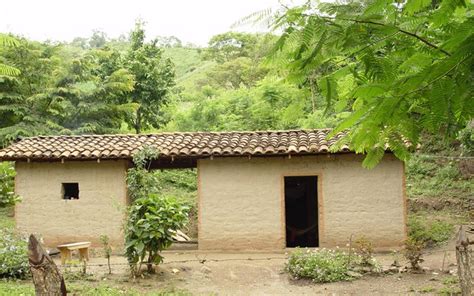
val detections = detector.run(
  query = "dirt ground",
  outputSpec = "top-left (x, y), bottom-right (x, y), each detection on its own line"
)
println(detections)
top-left (55, 244), bottom-right (464, 296)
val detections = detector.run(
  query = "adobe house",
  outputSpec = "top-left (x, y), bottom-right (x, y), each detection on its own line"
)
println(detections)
top-left (0, 129), bottom-right (407, 250)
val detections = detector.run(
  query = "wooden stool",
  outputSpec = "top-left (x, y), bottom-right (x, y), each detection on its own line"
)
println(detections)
top-left (57, 242), bottom-right (91, 265)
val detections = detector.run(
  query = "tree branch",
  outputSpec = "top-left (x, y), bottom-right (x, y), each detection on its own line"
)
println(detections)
top-left (401, 54), bottom-right (471, 97)
top-left (322, 16), bottom-right (451, 56)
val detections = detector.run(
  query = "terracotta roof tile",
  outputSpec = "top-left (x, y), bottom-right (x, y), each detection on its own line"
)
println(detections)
top-left (0, 129), bottom-right (351, 161)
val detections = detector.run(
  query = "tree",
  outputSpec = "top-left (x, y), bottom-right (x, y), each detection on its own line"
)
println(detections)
top-left (54, 48), bottom-right (137, 134)
top-left (204, 32), bottom-right (258, 63)
top-left (123, 21), bottom-right (175, 133)
top-left (89, 30), bottom-right (107, 49)
top-left (206, 57), bottom-right (268, 89)
top-left (264, 0), bottom-right (473, 167)
top-left (155, 36), bottom-right (182, 48)
top-left (0, 39), bottom-right (65, 144)
top-left (204, 32), bottom-right (276, 63)
top-left (0, 34), bottom-right (20, 76)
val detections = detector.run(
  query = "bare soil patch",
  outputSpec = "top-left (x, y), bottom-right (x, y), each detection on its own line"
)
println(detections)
top-left (52, 245), bottom-right (462, 295)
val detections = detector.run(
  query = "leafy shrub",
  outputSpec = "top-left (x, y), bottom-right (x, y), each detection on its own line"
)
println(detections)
top-left (408, 215), bottom-right (453, 247)
top-left (286, 248), bottom-right (362, 283)
top-left (0, 230), bottom-right (29, 278)
top-left (0, 162), bottom-right (21, 207)
top-left (125, 194), bottom-right (188, 275)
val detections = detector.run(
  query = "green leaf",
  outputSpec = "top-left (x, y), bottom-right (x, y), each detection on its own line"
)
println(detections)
top-left (403, 0), bottom-right (432, 15)
top-left (362, 147), bottom-right (385, 169)
top-left (352, 84), bottom-right (386, 99)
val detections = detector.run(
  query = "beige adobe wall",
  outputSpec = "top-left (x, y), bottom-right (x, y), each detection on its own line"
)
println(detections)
top-left (15, 160), bottom-right (128, 248)
top-left (198, 154), bottom-right (406, 251)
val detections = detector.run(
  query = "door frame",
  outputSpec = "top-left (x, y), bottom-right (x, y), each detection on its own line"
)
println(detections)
top-left (281, 172), bottom-right (323, 248)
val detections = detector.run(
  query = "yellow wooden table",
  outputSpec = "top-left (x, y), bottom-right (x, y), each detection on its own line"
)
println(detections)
top-left (56, 242), bottom-right (91, 265)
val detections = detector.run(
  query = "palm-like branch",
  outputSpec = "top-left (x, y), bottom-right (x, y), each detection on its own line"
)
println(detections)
top-left (0, 33), bottom-right (20, 76)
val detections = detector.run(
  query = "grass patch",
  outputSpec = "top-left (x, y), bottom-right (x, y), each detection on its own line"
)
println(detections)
top-left (0, 280), bottom-right (192, 295)
top-left (438, 276), bottom-right (461, 295)
top-left (406, 155), bottom-right (473, 201)
top-left (0, 280), bottom-right (33, 295)
top-left (408, 214), bottom-right (454, 247)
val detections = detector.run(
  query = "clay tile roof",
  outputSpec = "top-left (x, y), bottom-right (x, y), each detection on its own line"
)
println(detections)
top-left (0, 129), bottom-right (350, 161)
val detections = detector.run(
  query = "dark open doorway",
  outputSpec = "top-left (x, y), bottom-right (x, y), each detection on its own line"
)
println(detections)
top-left (284, 176), bottom-right (318, 247)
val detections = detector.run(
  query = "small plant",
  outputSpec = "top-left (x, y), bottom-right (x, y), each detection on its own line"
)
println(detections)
top-left (100, 235), bottom-right (112, 274)
top-left (419, 286), bottom-right (435, 293)
top-left (354, 236), bottom-right (375, 267)
top-left (0, 230), bottom-right (29, 278)
top-left (404, 238), bottom-right (425, 270)
top-left (391, 250), bottom-right (402, 267)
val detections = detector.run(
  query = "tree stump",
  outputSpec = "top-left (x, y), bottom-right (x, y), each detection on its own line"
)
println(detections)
top-left (455, 226), bottom-right (472, 296)
top-left (28, 235), bottom-right (67, 296)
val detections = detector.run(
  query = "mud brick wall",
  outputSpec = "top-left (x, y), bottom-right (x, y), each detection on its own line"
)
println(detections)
top-left (198, 154), bottom-right (406, 251)
top-left (15, 160), bottom-right (128, 247)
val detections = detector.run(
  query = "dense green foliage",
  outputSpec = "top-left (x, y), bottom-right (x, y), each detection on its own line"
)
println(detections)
top-left (264, 0), bottom-right (473, 167)
top-left (0, 162), bottom-right (20, 207)
top-left (0, 230), bottom-right (29, 279)
top-left (125, 148), bottom-right (188, 275)
top-left (0, 23), bottom-right (174, 145)
top-left (0, 24), bottom-right (348, 146)
top-left (0, 34), bottom-right (20, 76)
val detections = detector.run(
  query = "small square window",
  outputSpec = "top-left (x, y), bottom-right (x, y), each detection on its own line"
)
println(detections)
top-left (62, 183), bottom-right (79, 200)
